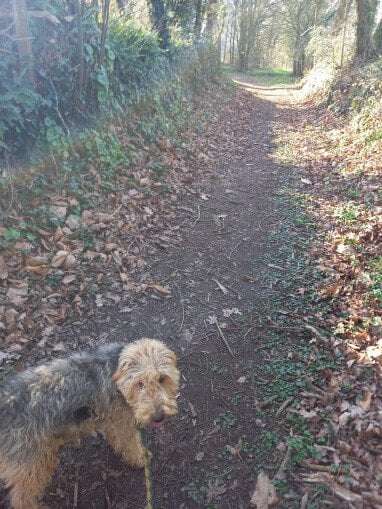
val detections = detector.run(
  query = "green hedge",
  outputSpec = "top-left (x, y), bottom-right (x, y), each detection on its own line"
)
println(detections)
top-left (0, 3), bottom-right (218, 169)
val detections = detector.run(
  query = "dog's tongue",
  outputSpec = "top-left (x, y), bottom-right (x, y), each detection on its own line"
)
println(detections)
top-left (151, 420), bottom-right (164, 428)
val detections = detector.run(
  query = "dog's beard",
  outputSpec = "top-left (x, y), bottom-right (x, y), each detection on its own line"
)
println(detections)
top-left (131, 395), bottom-right (178, 428)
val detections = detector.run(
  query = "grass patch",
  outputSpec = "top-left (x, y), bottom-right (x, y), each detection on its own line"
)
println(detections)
top-left (246, 68), bottom-right (297, 85)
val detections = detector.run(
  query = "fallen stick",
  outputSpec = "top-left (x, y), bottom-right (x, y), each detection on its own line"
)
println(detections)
top-left (301, 462), bottom-right (348, 475)
top-left (300, 493), bottom-right (309, 509)
top-left (216, 321), bottom-right (235, 357)
top-left (273, 441), bottom-right (292, 480)
top-left (256, 395), bottom-right (278, 409)
top-left (275, 397), bottom-right (293, 417)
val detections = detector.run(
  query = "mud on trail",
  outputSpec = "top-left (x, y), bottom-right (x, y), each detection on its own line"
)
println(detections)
top-left (2, 79), bottom-right (318, 508)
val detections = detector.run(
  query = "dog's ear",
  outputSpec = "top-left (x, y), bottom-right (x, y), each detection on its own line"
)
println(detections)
top-left (112, 358), bottom-right (134, 382)
top-left (166, 349), bottom-right (177, 368)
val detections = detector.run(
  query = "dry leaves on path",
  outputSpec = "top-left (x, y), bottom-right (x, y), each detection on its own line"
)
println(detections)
top-left (277, 94), bottom-right (382, 506)
top-left (0, 84), bottom-right (232, 364)
top-left (250, 472), bottom-right (278, 509)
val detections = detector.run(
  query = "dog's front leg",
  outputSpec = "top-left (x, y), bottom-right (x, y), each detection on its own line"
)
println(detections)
top-left (103, 403), bottom-right (145, 468)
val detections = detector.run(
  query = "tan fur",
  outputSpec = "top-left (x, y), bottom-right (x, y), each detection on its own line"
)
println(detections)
top-left (0, 338), bottom-right (180, 509)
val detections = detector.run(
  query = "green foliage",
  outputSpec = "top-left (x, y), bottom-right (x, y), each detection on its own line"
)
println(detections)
top-left (3, 228), bottom-right (21, 241)
top-left (236, 67), bottom-right (296, 85)
top-left (260, 431), bottom-right (280, 450)
top-left (367, 257), bottom-right (382, 301)
top-left (0, 67), bottom-right (47, 154)
top-left (288, 432), bottom-right (320, 463)
top-left (335, 204), bottom-right (361, 224)
top-left (0, 6), bottom-right (218, 167)
top-left (0, 368), bottom-right (14, 381)
top-left (86, 130), bottom-right (129, 177)
top-left (217, 411), bottom-right (237, 429)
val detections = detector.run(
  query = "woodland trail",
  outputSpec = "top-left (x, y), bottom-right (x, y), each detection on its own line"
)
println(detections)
top-left (41, 76), bottom-right (309, 508)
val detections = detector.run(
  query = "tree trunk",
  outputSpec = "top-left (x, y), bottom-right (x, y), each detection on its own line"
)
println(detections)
top-left (204, 0), bottom-right (221, 65)
top-left (13, 0), bottom-right (35, 85)
top-left (355, 0), bottom-right (378, 60)
top-left (148, 0), bottom-right (170, 49)
top-left (230, 16), bottom-right (236, 64)
top-left (374, 18), bottom-right (382, 54)
top-left (293, 45), bottom-right (305, 77)
top-left (205, 0), bottom-right (219, 36)
top-left (75, 0), bottom-right (84, 97)
top-left (99, 0), bottom-right (110, 65)
top-left (222, 21), bottom-right (229, 63)
top-left (194, 0), bottom-right (203, 42)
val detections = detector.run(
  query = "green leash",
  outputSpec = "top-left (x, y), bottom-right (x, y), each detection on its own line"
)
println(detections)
top-left (139, 428), bottom-right (155, 509)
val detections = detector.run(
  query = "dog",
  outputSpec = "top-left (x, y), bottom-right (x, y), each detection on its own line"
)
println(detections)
top-left (0, 338), bottom-right (180, 509)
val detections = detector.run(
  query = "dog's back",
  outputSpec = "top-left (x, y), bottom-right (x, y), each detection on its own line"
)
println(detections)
top-left (0, 342), bottom-right (124, 462)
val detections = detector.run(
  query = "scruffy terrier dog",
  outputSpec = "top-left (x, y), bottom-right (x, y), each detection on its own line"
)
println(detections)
top-left (0, 338), bottom-right (180, 509)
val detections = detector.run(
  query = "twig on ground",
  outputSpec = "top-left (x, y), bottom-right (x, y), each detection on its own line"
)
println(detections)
top-left (223, 282), bottom-right (242, 299)
top-left (243, 326), bottom-right (254, 338)
top-left (193, 205), bottom-right (201, 226)
top-left (178, 298), bottom-right (185, 333)
top-left (73, 481), bottom-right (78, 508)
top-left (300, 493), bottom-right (309, 509)
top-left (215, 320), bottom-right (235, 357)
top-left (275, 397), bottom-right (294, 417)
top-left (195, 295), bottom-right (217, 310)
top-left (301, 462), bottom-right (349, 475)
top-left (255, 395), bottom-right (277, 409)
top-left (228, 239), bottom-right (245, 260)
top-left (274, 440), bottom-right (292, 480)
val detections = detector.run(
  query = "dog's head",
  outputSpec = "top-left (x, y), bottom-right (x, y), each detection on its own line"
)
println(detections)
top-left (113, 338), bottom-right (180, 428)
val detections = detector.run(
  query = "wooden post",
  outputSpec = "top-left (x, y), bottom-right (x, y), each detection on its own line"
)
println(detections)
top-left (13, 0), bottom-right (35, 85)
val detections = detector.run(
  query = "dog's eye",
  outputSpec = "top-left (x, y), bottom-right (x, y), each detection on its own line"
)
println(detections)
top-left (138, 382), bottom-right (144, 390)
top-left (159, 376), bottom-right (165, 384)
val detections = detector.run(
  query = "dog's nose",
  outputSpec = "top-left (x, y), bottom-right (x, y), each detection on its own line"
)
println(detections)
top-left (153, 409), bottom-right (164, 422)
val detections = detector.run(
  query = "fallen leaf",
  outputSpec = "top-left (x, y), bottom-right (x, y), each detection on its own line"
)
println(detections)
top-left (51, 251), bottom-right (70, 268)
top-left (64, 254), bottom-right (77, 268)
top-left (357, 388), bottom-right (372, 412)
top-left (0, 255), bottom-right (8, 279)
top-left (147, 283), bottom-right (171, 295)
top-left (242, 274), bottom-right (257, 283)
top-left (336, 243), bottom-right (355, 255)
top-left (250, 471), bottom-right (278, 508)
top-left (95, 294), bottom-right (105, 307)
top-left (319, 284), bottom-right (341, 298)
top-left (6, 284), bottom-right (28, 307)
top-left (226, 438), bottom-right (243, 458)
top-left (62, 274), bottom-right (77, 285)
top-left (188, 401), bottom-right (197, 418)
top-left (212, 279), bottom-right (229, 295)
top-left (49, 205), bottom-right (67, 220)
top-left (5, 333), bottom-right (29, 344)
top-left (52, 342), bottom-right (66, 352)
top-left (25, 264), bottom-right (49, 275)
top-left (223, 307), bottom-right (242, 317)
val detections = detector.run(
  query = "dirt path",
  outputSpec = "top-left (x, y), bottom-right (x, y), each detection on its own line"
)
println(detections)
top-left (231, 71), bottom-right (298, 103)
top-left (41, 77), bottom-right (307, 508)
